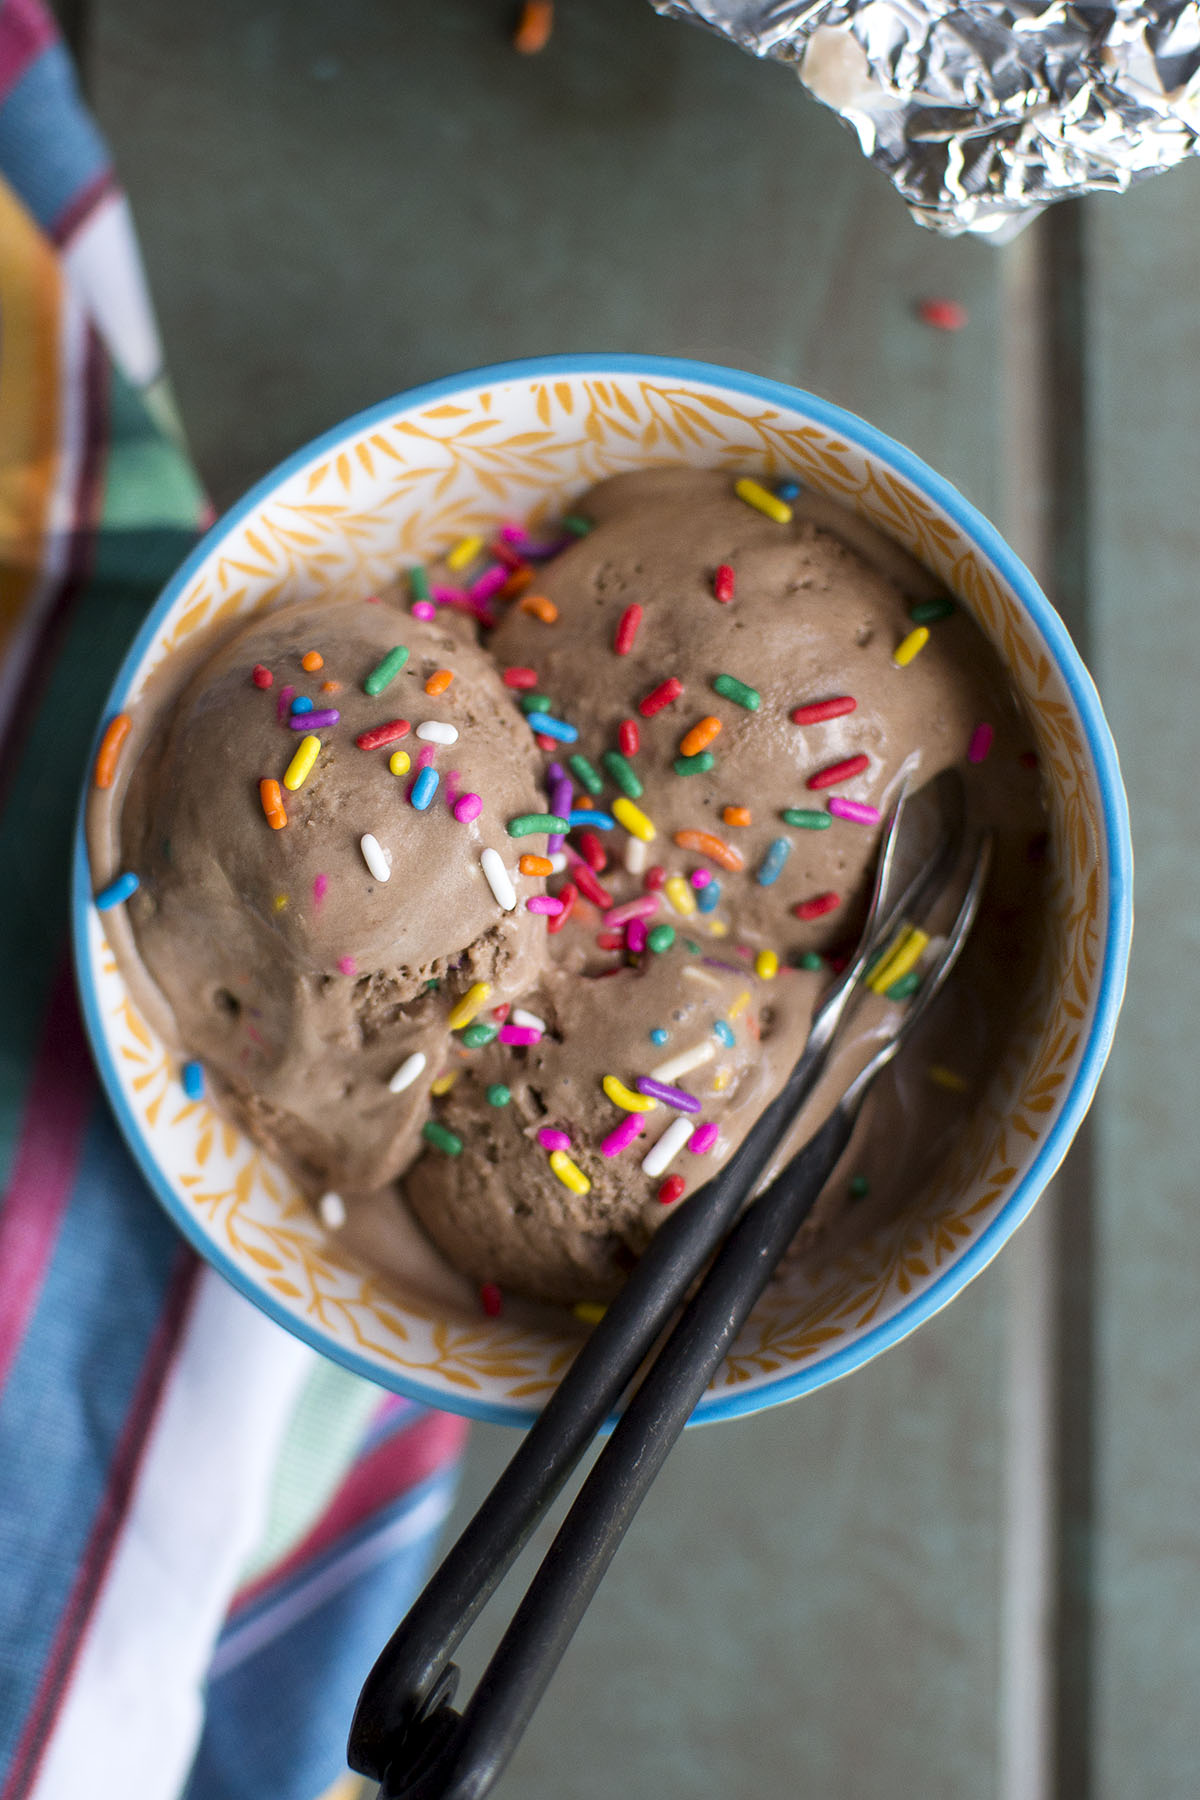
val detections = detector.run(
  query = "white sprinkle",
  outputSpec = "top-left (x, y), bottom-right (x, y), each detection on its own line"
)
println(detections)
top-left (360, 832), bottom-right (391, 882)
top-left (624, 836), bottom-right (648, 875)
top-left (681, 965), bottom-right (723, 989)
top-left (388, 1050), bottom-right (427, 1094)
top-left (511, 1008), bottom-right (546, 1033)
top-left (416, 720), bottom-right (458, 745)
top-left (481, 847), bottom-right (517, 911)
top-left (650, 1040), bottom-right (716, 1084)
top-left (318, 1191), bottom-right (346, 1230)
top-left (641, 1116), bottom-right (694, 1178)
top-left (548, 852), bottom-right (568, 874)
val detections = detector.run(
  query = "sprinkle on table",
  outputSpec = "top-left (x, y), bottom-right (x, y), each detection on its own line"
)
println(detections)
top-left (791, 696), bottom-right (857, 726)
top-left (794, 891), bottom-right (841, 921)
top-left (422, 1120), bottom-right (463, 1156)
top-left (756, 838), bottom-right (791, 887)
top-left (893, 625), bottom-right (930, 667)
top-left (360, 833), bottom-right (391, 882)
top-left (96, 872), bottom-right (138, 911)
top-left (614, 605), bottom-right (642, 656)
top-left (602, 751), bottom-right (642, 798)
top-left (364, 646), bottom-right (409, 695)
top-left (712, 673), bottom-right (760, 711)
top-left (968, 722), bottom-right (994, 764)
top-left (410, 766), bottom-right (440, 810)
top-left (93, 714), bottom-right (132, 788)
top-left (806, 753), bottom-right (869, 791)
top-left (390, 750), bottom-right (411, 776)
top-left (447, 533), bottom-right (484, 572)
top-left (713, 563), bottom-right (735, 603)
top-left (910, 597), bottom-right (956, 624)
top-left (302, 650), bottom-right (324, 672)
top-left (781, 808), bottom-right (831, 830)
top-left (283, 735), bottom-right (321, 791)
top-left (827, 797), bottom-right (880, 826)
top-left (618, 719), bottom-right (640, 757)
top-left (679, 716), bottom-right (722, 758)
top-left (507, 812), bottom-right (570, 838)
top-left (425, 669), bottom-right (454, 697)
top-left (674, 751), bottom-right (715, 778)
top-left (755, 949), bottom-right (779, 980)
top-left (549, 1149), bottom-right (590, 1195)
top-left (481, 848), bottom-right (517, 910)
top-left (612, 797), bottom-right (656, 841)
top-left (259, 778), bottom-right (287, 830)
top-left (567, 753), bottom-right (604, 796)
top-left (673, 829), bottom-right (743, 872)
top-left (251, 664), bottom-right (273, 689)
top-left (289, 707), bottom-right (339, 729)
top-left (416, 720), bottom-right (459, 745)
top-left (638, 676), bottom-right (683, 718)
top-left (603, 1075), bottom-right (657, 1113)
top-left (388, 1051), bottom-right (427, 1094)
top-left (658, 1174), bottom-right (687, 1205)
top-left (181, 1061), bottom-right (204, 1102)
top-left (641, 1116), bottom-right (695, 1177)
top-left (357, 719), bottom-right (410, 750)
top-left (734, 477), bottom-right (792, 524)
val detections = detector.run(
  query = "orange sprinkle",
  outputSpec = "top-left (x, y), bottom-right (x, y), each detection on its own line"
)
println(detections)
top-left (722, 805), bottom-right (751, 827)
top-left (519, 854), bottom-right (554, 877)
top-left (519, 593), bottom-right (558, 624)
top-left (320, 679), bottom-right (341, 693)
top-left (500, 566), bottom-right (535, 599)
top-left (679, 715), bottom-right (722, 759)
top-left (93, 713), bottom-right (131, 789)
top-left (259, 778), bottom-right (287, 830)
top-left (514, 0), bottom-right (553, 53)
top-left (425, 668), bottom-right (454, 696)
top-left (302, 651), bottom-right (324, 672)
top-left (673, 829), bottom-right (744, 873)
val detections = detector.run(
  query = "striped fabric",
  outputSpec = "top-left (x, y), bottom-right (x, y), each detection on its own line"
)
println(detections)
top-left (0, 5), bottom-right (468, 1797)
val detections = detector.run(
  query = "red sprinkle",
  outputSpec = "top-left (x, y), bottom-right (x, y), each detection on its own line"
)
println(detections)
top-left (251, 664), bottom-right (273, 689)
top-left (492, 1004), bottom-right (511, 1022)
top-left (644, 865), bottom-right (666, 891)
top-left (791, 696), bottom-right (857, 726)
top-left (638, 676), bottom-right (683, 718)
top-left (1019, 750), bottom-right (1040, 770)
top-left (547, 883), bottom-right (577, 934)
top-left (535, 733), bottom-right (557, 752)
top-left (714, 564), bottom-right (735, 604)
top-left (573, 864), bottom-right (613, 910)
top-left (614, 605), bottom-right (642, 656)
top-left (794, 891), bottom-right (841, 921)
top-left (503, 666), bottom-right (538, 689)
top-left (918, 297), bottom-right (968, 332)
top-left (595, 929), bottom-right (624, 951)
top-left (618, 719), bottom-right (640, 757)
top-left (480, 1282), bottom-right (503, 1318)
top-left (356, 719), bottom-right (410, 751)
top-left (577, 829), bottom-right (608, 873)
top-left (658, 1175), bottom-right (686, 1205)
top-left (807, 753), bottom-right (869, 791)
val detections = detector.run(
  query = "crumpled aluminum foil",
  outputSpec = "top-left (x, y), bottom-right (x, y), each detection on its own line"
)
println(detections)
top-left (653, 3), bottom-right (1200, 236)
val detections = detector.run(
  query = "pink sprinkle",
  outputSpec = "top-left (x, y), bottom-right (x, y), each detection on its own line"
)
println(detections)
top-left (432, 584), bottom-right (469, 605)
top-left (412, 600), bottom-right (436, 621)
top-left (312, 873), bottom-right (328, 909)
top-left (690, 869), bottom-right (711, 889)
top-left (538, 1127), bottom-right (571, 1151)
top-left (827, 796), bottom-right (880, 826)
top-left (688, 1121), bottom-right (719, 1155)
top-left (492, 1003), bottom-right (511, 1022)
top-left (968, 722), bottom-right (994, 764)
top-left (454, 792), bottom-right (482, 822)
top-left (338, 956), bottom-right (356, 976)
top-left (417, 745), bottom-right (436, 770)
top-left (365, 593), bottom-right (382, 604)
top-left (605, 894), bottom-right (660, 926)
top-left (277, 685), bottom-right (296, 723)
top-left (469, 564), bottom-right (508, 602)
top-left (444, 770), bottom-right (461, 807)
top-left (500, 1024), bottom-right (542, 1046)
top-left (626, 918), bottom-right (648, 953)
top-left (601, 1113), bottom-right (645, 1158)
top-left (527, 896), bottom-right (563, 915)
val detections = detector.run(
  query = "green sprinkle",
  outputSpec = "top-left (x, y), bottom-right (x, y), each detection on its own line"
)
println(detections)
top-left (409, 565), bottom-right (431, 602)
top-left (684, 939), bottom-right (701, 954)
top-left (713, 673), bottom-right (761, 711)
top-left (909, 597), bottom-right (956, 624)
top-left (486, 1083), bottom-right (512, 1107)
top-left (422, 1120), bottom-right (463, 1156)
top-left (568, 754), bottom-right (605, 796)
top-left (647, 924), bottom-right (676, 953)
top-left (849, 1175), bottom-right (870, 1199)
top-left (507, 812), bottom-right (571, 838)
top-left (461, 1022), bottom-right (499, 1048)
top-left (602, 750), bottom-right (643, 799)
top-left (520, 693), bottom-right (554, 715)
top-left (425, 978), bottom-right (440, 992)
top-left (674, 751), bottom-right (715, 777)
top-left (782, 808), bottom-right (832, 830)
top-left (364, 645), bottom-right (409, 695)
top-left (562, 514), bottom-right (592, 536)
top-left (886, 970), bottom-right (922, 1001)
top-left (799, 951), bottom-right (825, 972)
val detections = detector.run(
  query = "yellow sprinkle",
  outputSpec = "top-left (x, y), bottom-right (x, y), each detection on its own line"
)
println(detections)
top-left (574, 1301), bottom-right (606, 1325)
top-left (755, 949), bottom-right (779, 981)
top-left (728, 989), bottom-right (752, 1020)
top-left (868, 926), bottom-right (930, 994)
top-left (273, 893), bottom-right (289, 911)
top-left (283, 734), bottom-right (321, 791)
top-left (549, 1149), bottom-right (590, 1195)
top-left (929, 1064), bottom-right (968, 1093)
top-left (603, 1075), bottom-right (657, 1113)
top-left (893, 625), bottom-right (930, 668)
top-left (447, 981), bottom-right (492, 1031)
top-left (446, 533), bottom-right (484, 571)
top-left (707, 918), bottom-right (728, 937)
top-left (430, 1070), bottom-right (459, 1096)
top-left (612, 796), bottom-right (656, 842)
top-left (664, 875), bottom-right (697, 916)
top-left (711, 1067), bottom-right (733, 1093)
top-left (735, 477), bottom-right (792, 525)
top-left (389, 749), bottom-right (412, 776)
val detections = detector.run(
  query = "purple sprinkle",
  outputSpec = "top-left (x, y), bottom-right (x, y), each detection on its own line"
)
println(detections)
top-left (276, 684), bottom-right (296, 723)
top-left (289, 708), bottom-right (339, 729)
top-left (636, 1077), bottom-right (702, 1114)
top-left (688, 1121), bottom-right (719, 1155)
top-left (468, 564), bottom-right (508, 602)
top-left (500, 1024), bottom-right (542, 1046)
top-left (702, 956), bottom-right (740, 973)
top-left (601, 1114), bottom-right (645, 1158)
top-left (538, 1127), bottom-right (571, 1151)
top-left (454, 792), bottom-right (482, 823)
top-left (547, 771), bottom-right (573, 855)
top-left (626, 918), bottom-right (648, 953)
top-left (412, 600), bottom-right (436, 621)
top-left (968, 722), bottom-right (994, 764)
top-left (690, 869), bottom-right (712, 889)
top-left (527, 896), bottom-right (563, 915)
top-left (827, 796), bottom-right (880, 826)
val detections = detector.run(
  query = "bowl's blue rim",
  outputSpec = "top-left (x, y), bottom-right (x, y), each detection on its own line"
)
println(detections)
top-left (71, 352), bottom-right (1133, 1429)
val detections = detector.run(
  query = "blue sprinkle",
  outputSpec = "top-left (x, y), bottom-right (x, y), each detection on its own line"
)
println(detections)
top-left (756, 837), bottom-right (792, 888)
top-left (697, 877), bottom-right (721, 914)
top-left (566, 810), bottom-right (614, 830)
top-left (182, 1060), bottom-right (205, 1101)
top-left (95, 871), bottom-right (139, 910)
top-left (713, 1020), bottom-right (736, 1047)
top-left (776, 480), bottom-right (801, 501)
top-left (410, 766), bottom-right (440, 810)
top-left (650, 1028), bottom-right (669, 1045)
top-left (525, 711), bottom-right (579, 744)
top-left (291, 695), bottom-right (314, 714)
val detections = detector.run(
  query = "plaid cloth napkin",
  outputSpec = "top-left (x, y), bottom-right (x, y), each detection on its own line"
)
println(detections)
top-left (0, 5), bottom-right (468, 1796)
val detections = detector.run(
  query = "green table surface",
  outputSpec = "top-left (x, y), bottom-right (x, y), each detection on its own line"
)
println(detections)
top-left (77, 2), bottom-right (1199, 1795)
